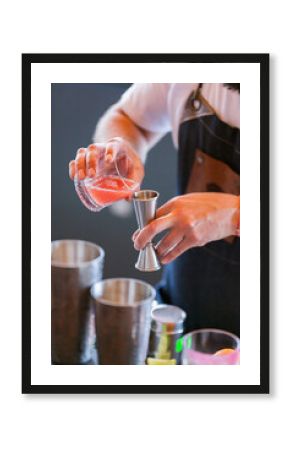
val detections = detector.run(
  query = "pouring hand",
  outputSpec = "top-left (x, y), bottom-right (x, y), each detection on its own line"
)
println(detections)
top-left (132, 192), bottom-right (240, 264)
top-left (68, 137), bottom-right (144, 185)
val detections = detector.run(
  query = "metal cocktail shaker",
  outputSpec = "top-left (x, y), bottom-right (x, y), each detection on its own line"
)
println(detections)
top-left (148, 304), bottom-right (187, 364)
top-left (91, 278), bottom-right (155, 364)
top-left (51, 240), bottom-right (104, 364)
top-left (133, 190), bottom-right (161, 272)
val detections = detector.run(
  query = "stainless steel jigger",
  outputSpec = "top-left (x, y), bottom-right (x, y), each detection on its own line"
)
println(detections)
top-left (133, 190), bottom-right (161, 272)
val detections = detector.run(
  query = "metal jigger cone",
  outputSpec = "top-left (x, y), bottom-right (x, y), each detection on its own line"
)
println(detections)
top-left (133, 190), bottom-right (161, 272)
top-left (135, 243), bottom-right (161, 272)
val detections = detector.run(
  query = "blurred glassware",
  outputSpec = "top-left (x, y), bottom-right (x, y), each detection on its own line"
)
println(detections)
top-left (91, 278), bottom-right (155, 364)
top-left (147, 304), bottom-right (186, 365)
top-left (182, 328), bottom-right (240, 365)
top-left (51, 239), bottom-right (104, 364)
top-left (74, 147), bottom-right (139, 211)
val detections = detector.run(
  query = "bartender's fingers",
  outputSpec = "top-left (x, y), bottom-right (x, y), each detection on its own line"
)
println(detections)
top-left (131, 229), bottom-right (140, 241)
top-left (134, 214), bottom-right (174, 250)
top-left (75, 148), bottom-right (86, 179)
top-left (69, 160), bottom-right (76, 179)
top-left (155, 230), bottom-right (184, 258)
top-left (86, 143), bottom-right (104, 178)
top-left (161, 237), bottom-right (192, 264)
top-left (86, 146), bottom-right (97, 178)
top-left (156, 197), bottom-right (176, 218)
top-left (105, 140), bottom-right (119, 163)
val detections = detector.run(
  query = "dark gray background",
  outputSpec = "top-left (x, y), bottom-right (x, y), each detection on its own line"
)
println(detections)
top-left (51, 83), bottom-right (177, 285)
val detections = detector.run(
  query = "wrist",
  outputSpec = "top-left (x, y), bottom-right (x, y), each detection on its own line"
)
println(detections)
top-left (107, 136), bottom-right (126, 144)
top-left (232, 196), bottom-right (240, 236)
top-left (215, 193), bottom-right (240, 237)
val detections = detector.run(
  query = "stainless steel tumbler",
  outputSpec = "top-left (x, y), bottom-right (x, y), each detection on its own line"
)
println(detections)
top-left (91, 278), bottom-right (155, 365)
top-left (51, 240), bottom-right (105, 364)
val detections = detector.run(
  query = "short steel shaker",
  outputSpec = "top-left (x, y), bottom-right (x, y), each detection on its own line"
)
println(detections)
top-left (148, 304), bottom-right (187, 364)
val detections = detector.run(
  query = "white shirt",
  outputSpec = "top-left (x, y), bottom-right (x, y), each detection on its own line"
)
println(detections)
top-left (119, 83), bottom-right (240, 147)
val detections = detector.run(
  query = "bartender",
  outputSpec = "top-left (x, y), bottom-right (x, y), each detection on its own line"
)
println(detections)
top-left (69, 83), bottom-right (240, 336)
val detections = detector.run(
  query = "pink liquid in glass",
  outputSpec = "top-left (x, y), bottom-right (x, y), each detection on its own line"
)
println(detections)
top-left (75, 174), bottom-right (139, 211)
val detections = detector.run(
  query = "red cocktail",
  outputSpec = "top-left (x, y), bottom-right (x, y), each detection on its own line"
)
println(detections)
top-left (75, 175), bottom-right (139, 211)
top-left (88, 175), bottom-right (138, 206)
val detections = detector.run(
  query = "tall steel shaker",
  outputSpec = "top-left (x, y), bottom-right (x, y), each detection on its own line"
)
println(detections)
top-left (51, 240), bottom-right (104, 364)
top-left (91, 278), bottom-right (155, 364)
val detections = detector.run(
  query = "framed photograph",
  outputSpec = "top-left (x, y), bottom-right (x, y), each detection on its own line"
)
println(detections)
top-left (22, 53), bottom-right (269, 394)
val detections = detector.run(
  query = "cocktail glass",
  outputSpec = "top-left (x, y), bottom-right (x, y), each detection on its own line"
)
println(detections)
top-left (182, 328), bottom-right (240, 365)
top-left (74, 148), bottom-right (139, 211)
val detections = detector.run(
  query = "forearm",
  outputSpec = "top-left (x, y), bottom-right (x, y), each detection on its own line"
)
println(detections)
top-left (93, 104), bottom-right (163, 163)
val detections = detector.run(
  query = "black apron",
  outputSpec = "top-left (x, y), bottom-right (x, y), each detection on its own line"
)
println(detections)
top-left (156, 84), bottom-right (240, 336)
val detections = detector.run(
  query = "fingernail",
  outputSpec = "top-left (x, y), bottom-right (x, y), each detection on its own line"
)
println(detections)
top-left (88, 168), bottom-right (95, 178)
top-left (105, 148), bottom-right (113, 159)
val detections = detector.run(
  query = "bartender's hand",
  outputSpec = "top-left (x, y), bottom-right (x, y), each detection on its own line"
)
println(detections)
top-left (68, 137), bottom-right (144, 184)
top-left (133, 193), bottom-right (240, 264)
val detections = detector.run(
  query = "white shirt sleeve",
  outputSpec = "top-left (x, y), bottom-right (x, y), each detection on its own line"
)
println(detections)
top-left (119, 83), bottom-right (172, 134)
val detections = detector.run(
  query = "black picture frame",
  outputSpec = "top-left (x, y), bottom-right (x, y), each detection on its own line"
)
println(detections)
top-left (22, 53), bottom-right (269, 394)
